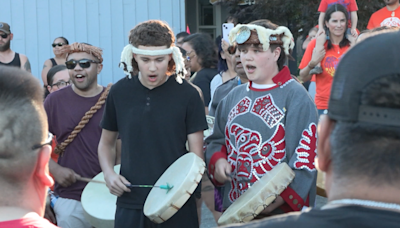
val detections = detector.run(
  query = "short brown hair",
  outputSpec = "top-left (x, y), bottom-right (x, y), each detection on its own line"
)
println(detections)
top-left (129, 20), bottom-right (176, 75)
top-left (0, 66), bottom-right (47, 183)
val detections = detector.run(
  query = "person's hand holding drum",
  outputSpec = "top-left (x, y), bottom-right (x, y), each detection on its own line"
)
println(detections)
top-left (214, 158), bottom-right (232, 183)
top-left (104, 171), bottom-right (131, 197)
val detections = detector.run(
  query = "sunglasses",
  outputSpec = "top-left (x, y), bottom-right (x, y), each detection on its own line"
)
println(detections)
top-left (0, 33), bottom-right (8, 39)
top-left (52, 43), bottom-right (65, 47)
top-left (65, 59), bottom-right (100, 69)
top-left (31, 132), bottom-right (54, 150)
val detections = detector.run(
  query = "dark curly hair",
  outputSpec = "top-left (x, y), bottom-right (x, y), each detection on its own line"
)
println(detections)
top-left (128, 20), bottom-right (176, 75)
top-left (182, 33), bottom-right (217, 69)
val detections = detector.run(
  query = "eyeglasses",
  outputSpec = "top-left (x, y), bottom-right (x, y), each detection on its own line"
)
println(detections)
top-left (186, 51), bottom-right (195, 61)
top-left (51, 80), bottom-right (70, 89)
top-left (0, 33), bottom-right (8, 39)
top-left (32, 132), bottom-right (54, 150)
top-left (65, 59), bottom-right (100, 69)
top-left (52, 43), bottom-right (65, 48)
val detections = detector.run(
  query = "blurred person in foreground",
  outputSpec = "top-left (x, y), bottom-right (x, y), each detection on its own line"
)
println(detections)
top-left (0, 66), bottom-right (58, 228)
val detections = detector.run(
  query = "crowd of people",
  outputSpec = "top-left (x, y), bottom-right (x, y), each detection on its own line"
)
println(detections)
top-left (0, 0), bottom-right (400, 228)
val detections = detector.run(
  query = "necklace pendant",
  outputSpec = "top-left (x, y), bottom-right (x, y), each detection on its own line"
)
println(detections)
top-left (392, 11), bottom-right (395, 17)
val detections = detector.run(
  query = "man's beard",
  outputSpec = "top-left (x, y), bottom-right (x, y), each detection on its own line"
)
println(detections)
top-left (0, 39), bottom-right (11, 52)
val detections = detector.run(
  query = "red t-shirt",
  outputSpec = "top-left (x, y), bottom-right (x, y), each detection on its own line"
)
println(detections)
top-left (0, 215), bottom-right (59, 228)
top-left (318, 0), bottom-right (358, 28)
top-left (299, 39), bottom-right (350, 110)
top-left (367, 6), bottom-right (400, 29)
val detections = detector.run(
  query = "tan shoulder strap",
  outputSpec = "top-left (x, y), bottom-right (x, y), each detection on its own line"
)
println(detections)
top-left (54, 83), bottom-right (112, 156)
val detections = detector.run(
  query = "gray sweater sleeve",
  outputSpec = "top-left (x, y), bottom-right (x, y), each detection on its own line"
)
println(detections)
top-left (281, 85), bottom-right (318, 210)
top-left (205, 96), bottom-right (230, 186)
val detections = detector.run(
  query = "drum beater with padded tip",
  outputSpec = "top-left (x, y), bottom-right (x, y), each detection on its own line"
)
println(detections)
top-left (77, 176), bottom-right (174, 193)
top-left (125, 183), bottom-right (174, 193)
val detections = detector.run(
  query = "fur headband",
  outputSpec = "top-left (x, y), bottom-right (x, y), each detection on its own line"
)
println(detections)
top-left (229, 24), bottom-right (295, 55)
top-left (119, 45), bottom-right (186, 84)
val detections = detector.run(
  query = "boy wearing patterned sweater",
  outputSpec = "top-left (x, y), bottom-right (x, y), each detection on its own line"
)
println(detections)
top-left (205, 20), bottom-right (318, 215)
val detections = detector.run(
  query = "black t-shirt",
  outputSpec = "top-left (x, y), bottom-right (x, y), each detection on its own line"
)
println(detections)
top-left (223, 206), bottom-right (400, 228)
top-left (101, 75), bottom-right (207, 209)
top-left (191, 68), bottom-right (218, 106)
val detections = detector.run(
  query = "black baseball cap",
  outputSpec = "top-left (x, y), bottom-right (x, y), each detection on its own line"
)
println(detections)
top-left (328, 31), bottom-right (400, 126)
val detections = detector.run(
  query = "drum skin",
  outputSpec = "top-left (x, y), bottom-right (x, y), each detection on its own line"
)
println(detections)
top-left (218, 162), bottom-right (295, 225)
top-left (143, 153), bottom-right (205, 223)
top-left (81, 165), bottom-right (120, 228)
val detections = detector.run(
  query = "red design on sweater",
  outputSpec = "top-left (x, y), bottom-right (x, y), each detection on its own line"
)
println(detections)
top-left (226, 123), bottom-right (286, 202)
top-left (294, 123), bottom-right (317, 171)
top-left (250, 94), bottom-right (284, 129)
top-left (227, 97), bottom-right (251, 125)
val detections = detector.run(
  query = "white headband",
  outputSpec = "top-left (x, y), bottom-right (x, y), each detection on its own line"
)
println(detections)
top-left (119, 45), bottom-right (186, 84)
top-left (229, 24), bottom-right (295, 55)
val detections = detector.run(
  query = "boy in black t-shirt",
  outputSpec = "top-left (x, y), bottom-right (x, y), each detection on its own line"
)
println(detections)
top-left (98, 20), bottom-right (207, 228)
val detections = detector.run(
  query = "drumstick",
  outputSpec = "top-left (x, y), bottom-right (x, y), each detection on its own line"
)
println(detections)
top-left (77, 176), bottom-right (174, 192)
top-left (77, 176), bottom-right (107, 185)
top-left (126, 183), bottom-right (174, 192)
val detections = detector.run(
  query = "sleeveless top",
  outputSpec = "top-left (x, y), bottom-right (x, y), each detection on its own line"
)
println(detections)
top-left (0, 53), bottom-right (21, 67)
top-left (50, 58), bottom-right (57, 67)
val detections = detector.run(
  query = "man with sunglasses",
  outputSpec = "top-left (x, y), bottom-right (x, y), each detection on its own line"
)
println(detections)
top-left (44, 42), bottom-right (109, 228)
top-left (0, 66), bottom-right (58, 227)
top-left (0, 22), bottom-right (31, 72)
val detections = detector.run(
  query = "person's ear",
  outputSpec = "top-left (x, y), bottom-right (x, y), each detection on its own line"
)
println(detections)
top-left (273, 47), bottom-right (281, 62)
top-left (47, 85), bottom-right (52, 93)
top-left (35, 145), bottom-right (54, 187)
top-left (316, 115), bottom-right (335, 173)
top-left (220, 51), bottom-right (227, 60)
top-left (97, 63), bottom-right (103, 74)
top-left (9, 33), bottom-right (14, 40)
